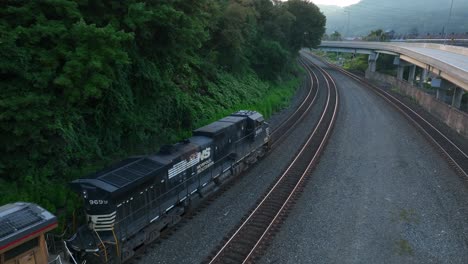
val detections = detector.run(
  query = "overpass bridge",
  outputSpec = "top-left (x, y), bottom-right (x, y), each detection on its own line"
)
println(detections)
top-left (318, 41), bottom-right (468, 108)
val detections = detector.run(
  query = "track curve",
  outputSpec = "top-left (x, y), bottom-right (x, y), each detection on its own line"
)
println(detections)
top-left (307, 52), bottom-right (468, 180)
top-left (205, 55), bottom-right (339, 264)
top-left (132, 58), bottom-right (324, 264)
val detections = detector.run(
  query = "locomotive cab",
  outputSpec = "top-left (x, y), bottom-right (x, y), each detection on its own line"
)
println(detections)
top-left (231, 110), bottom-right (269, 141)
top-left (0, 203), bottom-right (57, 264)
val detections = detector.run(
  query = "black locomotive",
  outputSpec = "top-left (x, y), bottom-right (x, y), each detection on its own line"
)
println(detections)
top-left (66, 110), bottom-right (270, 263)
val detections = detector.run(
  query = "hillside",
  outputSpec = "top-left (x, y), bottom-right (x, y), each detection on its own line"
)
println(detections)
top-left (0, 0), bottom-right (325, 225)
top-left (319, 0), bottom-right (468, 37)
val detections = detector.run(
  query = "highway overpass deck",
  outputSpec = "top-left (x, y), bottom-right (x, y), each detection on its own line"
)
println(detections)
top-left (319, 41), bottom-right (468, 91)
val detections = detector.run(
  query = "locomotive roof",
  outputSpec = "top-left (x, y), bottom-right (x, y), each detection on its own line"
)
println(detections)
top-left (70, 111), bottom-right (264, 197)
top-left (194, 121), bottom-right (237, 136)
top-left (71, 156), bottom-right (166, 194)
top-left (218, 115), bottom-right (247, 123)
top-left (70, 137), bottom-right (213, 196)
top-left (193, 115), bottom-right (247, 137)
top-left (149, 140), bottom-right (201, 164)
top-left (0, 202), bottom-right (56, 251)
top-left (231, 110), bottom-right (264, 122)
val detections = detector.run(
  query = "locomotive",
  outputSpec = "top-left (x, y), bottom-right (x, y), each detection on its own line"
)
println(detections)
top-left (66, 110), bottom-right (270, 263)
top-left (0, 202), bottom-right (58, 264)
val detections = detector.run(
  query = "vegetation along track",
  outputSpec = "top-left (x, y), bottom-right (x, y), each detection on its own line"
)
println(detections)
top-left (125, 58), bottom-right (322, 263)
top-left (307, 52), bottom-right (468, 179)
top-left (183, 57), bottom-right (321, 213)
top-left (205, 56), bottom-right (339, 264)
top-left (268, 58), bottom-right (319, 149)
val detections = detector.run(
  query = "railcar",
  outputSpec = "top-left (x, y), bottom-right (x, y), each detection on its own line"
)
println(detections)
top-left (66, 110), bottom-right (270, 263)
top-left (0, 202), bottom-right (57, 264)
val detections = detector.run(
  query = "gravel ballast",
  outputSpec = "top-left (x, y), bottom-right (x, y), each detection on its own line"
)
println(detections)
top-left (137, 71), bottom-right (328, 264)
top-left (261, 55), bottom-right (468, 264)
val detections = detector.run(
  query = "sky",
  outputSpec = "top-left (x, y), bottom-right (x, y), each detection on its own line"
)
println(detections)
top-left (310, 0), bottom-right (361, 7)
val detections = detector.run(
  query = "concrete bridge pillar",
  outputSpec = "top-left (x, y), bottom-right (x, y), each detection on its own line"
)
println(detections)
top-left (452, 87), bottom-right (464, 109)
top-left (433, 78), bottom-right (446, 101)
top-left (436, 88), bottom-right (442, 100)
top-left (368, 60), bottom-right (376, 73)
top-left (419, 68), bottom-right (429, 88)
top-left (367, 52), bottom-right (379, 72)
top-left (408, 65), bottom-right (416, 84)
top-left (365, 52), bottom-right (379, 79)
top-left (393, 56), bottom-right (410, 81)
top-left (397, 65), bottom-right (404, 80)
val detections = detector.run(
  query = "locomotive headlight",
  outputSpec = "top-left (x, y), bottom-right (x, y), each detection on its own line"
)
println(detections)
top-left (83, 190), bottom-right (88, 199)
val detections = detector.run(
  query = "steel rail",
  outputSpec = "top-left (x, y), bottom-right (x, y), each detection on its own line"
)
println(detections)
top-left (306, 52), bottom-right (468, 179)
top-left (242, 56), bottom-right (340, 264)
top-left (93, 58), bottom-right (326, 264)
top-left (269, 58), bottom-right (320, 149)
top-left (270, 58), bottom-right (315, 135)
top-left (207, 55), bottom-right (339, 264)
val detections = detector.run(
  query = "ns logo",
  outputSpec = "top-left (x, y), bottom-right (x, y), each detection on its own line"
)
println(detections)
top-left (200, 147), bottom-right (211, 161)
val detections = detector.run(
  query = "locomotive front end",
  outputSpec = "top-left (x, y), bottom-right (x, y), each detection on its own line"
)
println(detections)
top-left (66, 179), bottom-right (118, 263)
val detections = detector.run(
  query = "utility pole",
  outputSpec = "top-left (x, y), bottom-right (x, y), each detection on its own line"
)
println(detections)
top-left (344, 10), bottom-right (350, 39)
top-left (443, 0), bottom-right (454, 45)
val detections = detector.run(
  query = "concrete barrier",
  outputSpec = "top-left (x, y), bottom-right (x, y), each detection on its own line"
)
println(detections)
top-left (366, 71), bottom-right (468, 138)
top-left (322, 41), bottom-right (468, 56)
top-left (320, 41), bottom-right (468, 91)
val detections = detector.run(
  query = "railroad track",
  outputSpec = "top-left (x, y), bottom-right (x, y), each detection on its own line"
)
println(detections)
top-left (127, 58), bottom-right (324, 263)
top-left (305, 51), bottom-right (468, 179)
top-left (269, 58), bottom-right (319, 149)
top-left (204, 56), bottom-right (339, 264)
top-left (178, 58), bottom-right (321, 212)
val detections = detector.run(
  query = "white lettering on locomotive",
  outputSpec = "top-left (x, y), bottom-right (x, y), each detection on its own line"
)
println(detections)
top-left (201, 147), bottom-right (211, 161)
top-left (197, 159), bottom-right (214, 174)
top-left (89, 199), bottom-right (108, 205)
top-left (168, 147), bottom-right (211, 179)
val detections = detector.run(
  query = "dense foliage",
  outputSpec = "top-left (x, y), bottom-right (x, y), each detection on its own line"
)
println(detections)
top-left (363, 29), bottom-right (389, 42)
top-left (0, 0), bottom-right (325, 225)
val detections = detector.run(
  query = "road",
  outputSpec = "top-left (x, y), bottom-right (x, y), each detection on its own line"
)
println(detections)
top-left (260, 55), bottom-right (468, 264)
top-left (319, 41), bottom-right (468, 90)
top-left (406, 47), bottom-right (468, 71)
top-left (320, 41), bottom-right (468, 71)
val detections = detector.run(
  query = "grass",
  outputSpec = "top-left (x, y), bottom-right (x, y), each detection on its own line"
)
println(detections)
top-left (398, 208), bottom-right (419, 224)
top-left (390, 86), bottom-right (418, 104)
top-left (311, 50), bottom-right (368, 73)
top-left (395, 239), bottom-right (414, 256)
top-left (391, 86), bottom-right (402, 94)
top-left (393, 209), bottom-right (417, 256)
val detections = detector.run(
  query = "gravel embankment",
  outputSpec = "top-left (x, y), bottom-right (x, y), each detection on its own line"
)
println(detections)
top-left (374, 80), bottom-right (468, 152)
top-left (137, 70), bottom-right (327, 263)
top-left (261, 55), bottom-right (468, 264)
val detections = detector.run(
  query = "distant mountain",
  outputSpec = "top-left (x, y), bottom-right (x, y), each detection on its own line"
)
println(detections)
top-left (318, 0), bottom-right (468, 37)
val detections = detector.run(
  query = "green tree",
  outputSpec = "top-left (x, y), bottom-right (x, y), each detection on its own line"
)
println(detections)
top-left (364, 29), bottom-right (389, 41)
top-left (284, 0), bottom-right (326, 50)
top-left (330, 31), bottom-right (342, 40)
top-left (0, 0), bottom-right (326, 224)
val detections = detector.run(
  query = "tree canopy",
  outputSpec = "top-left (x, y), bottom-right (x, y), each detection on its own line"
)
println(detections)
top-left (363, 29), bottom-right (390, 41)
top-left (0, 0), bottom-right (325, 217)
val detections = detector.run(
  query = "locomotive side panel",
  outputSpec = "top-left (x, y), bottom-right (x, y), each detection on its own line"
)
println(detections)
top-left (67, 110), bottom-right (270, 264)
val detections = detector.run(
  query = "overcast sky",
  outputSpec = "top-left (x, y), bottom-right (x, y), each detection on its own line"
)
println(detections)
top-left (310, 0), bottom-right (360, 7)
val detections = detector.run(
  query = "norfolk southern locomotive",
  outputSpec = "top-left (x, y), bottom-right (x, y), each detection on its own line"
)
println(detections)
top-left (66, 110), bottom-right (269, 263)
